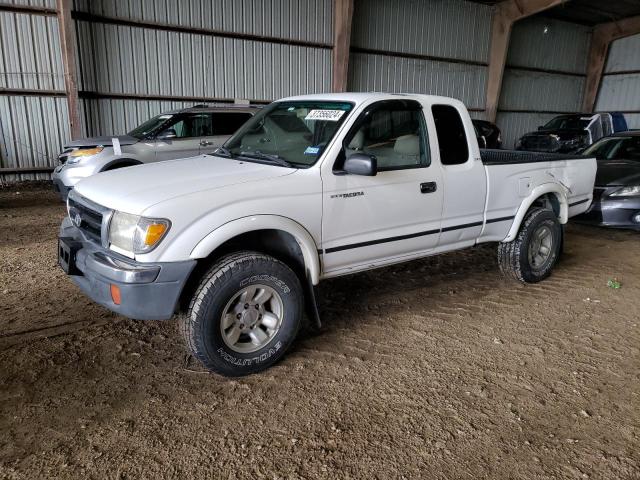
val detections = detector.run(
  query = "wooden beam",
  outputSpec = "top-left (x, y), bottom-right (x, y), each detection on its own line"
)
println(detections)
top-left (485, 0), bottom-right (567, 122)
top-left (56, 0), bottom-right (81, 140)
top-left (582, 15), bottom-right (640, 113)
top-left (332, 0), bottom-right (354, 92)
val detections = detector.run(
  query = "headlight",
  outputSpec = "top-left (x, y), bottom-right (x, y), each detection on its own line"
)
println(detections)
top-left (71, 146), bottom-right (103, 157)
top-left (108, 211), bottom-right (171, 254)
top-left (66, 147), bottom-right (104, 165)
top-left (610, 186), bottom-right (640, 197)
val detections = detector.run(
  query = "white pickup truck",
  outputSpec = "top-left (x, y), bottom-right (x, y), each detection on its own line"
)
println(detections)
top-left (58, 93), bottom-right (596, 376)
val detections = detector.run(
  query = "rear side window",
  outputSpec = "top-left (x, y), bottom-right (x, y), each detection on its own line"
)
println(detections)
top-left (212, 112), bottom-right (253, 135)
top-left (432, 105), bottom-right (469, 165)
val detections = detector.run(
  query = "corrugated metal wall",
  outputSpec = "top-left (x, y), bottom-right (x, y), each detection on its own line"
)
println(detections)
top-left (0, 9), bottom-right (69, 180)
top-left (0, 0), bottom-right (333, 180)
top-left (72, 0), bottom-right (333, 44)
top-left (1, 0), bottom-right (55, 8)
top-left (496, 17), bottom-right (591, 148)
top-left (74, 21), bottom-right (332, 105)
top-left (5, 1), bottom-right (634, 182)
top-left (75, 0), bottom-right (333, 137)
top-left (348, 0), bottom-right (492, 112)
top-left (595, 33), bottom-right (640, 129)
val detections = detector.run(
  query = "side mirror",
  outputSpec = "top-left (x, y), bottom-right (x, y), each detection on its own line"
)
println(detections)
top-left (344, 153), bottom-right (377, 176)
top-left (158, 129), bottom-right (177, 140)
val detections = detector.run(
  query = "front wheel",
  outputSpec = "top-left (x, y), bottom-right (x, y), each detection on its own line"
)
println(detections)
top-left (180, 251), bottom-right (304, 376)
top-left (498, 208), bottom-right (562, 283)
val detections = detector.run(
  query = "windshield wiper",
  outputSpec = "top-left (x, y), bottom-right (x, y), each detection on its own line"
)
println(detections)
top-left (210, 146), bottom-right (234, 158)
top-left (239, 150), bottom-right (294, 168)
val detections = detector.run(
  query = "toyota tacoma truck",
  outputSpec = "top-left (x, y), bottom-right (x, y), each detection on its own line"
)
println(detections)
top-left (58, 93), bottom-right (597, 376)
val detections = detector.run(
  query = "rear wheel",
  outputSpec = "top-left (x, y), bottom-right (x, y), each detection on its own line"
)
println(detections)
top-left (179, 251), bottom-right (303, 376)
top-left (498, 208), bottom-right (562, 283)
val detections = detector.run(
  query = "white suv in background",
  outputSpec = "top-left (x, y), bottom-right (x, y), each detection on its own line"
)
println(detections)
top-left (52, 104), bottom-right (258, 200)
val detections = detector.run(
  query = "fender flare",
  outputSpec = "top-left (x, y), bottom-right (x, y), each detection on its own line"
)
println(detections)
top-left (504, 183), bottom-right (568, 242)
top-left (189, 215), bottom-right (322, 285)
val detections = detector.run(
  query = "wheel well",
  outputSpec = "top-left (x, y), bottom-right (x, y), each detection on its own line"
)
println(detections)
top-left (101, 159), bottom-right (142, 172)
top-left (531, 193), bottom-right (561, 217)
top-left (177, 229), bottom-right (307, 313)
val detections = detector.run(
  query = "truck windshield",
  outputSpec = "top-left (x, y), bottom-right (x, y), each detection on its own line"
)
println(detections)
top-left (128, 114), bottom-right (175, 139)
top-left (542, 115), bottom-right (591, 131)
top-left (222, 101), bottom-right (354, 167)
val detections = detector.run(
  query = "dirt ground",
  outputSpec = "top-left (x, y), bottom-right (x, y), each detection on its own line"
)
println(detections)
top-left (0, 185), bottom-right (638, 480)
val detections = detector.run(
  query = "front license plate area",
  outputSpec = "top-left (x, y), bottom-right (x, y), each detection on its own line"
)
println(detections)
top-left (58, 237), bottom-right (83, 276)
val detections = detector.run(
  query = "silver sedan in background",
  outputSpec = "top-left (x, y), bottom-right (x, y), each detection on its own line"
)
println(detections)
top-left (52, 104), bottom-right (258, 200)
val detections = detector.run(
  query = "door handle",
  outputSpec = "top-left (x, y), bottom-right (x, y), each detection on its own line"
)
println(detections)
top-left (420, 182), bottom-right (437, 194)
top-left (200, 140), bottom-right (214, 147)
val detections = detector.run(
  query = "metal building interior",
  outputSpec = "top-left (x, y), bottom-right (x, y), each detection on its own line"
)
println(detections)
top-left (1, 1), bottom-right (639, 478)
top-left (1, 0), bottom-right (640, 178)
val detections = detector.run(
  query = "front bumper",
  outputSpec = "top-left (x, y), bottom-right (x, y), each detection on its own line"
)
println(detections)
top-left (575, 196), bottom-right (640, 231)
top-left (51, 161), bottom-right (102, 201)
top-left (52, 175), bottom-right (71, 201)
top-left (59, 217), bottom-right (196, 320)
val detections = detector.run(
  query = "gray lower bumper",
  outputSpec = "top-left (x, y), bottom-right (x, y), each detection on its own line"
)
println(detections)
top-left (60, 220), bottom-right (196, 320)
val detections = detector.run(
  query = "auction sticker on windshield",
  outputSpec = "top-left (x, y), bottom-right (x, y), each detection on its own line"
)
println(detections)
top-left (305, 110), bottom-right (346, 121)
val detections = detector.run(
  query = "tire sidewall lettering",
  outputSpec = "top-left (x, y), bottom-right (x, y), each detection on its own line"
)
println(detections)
top-left (217, 341), bottom-right (283, 366)
top-left (240, 275), bottom-right (290, 294)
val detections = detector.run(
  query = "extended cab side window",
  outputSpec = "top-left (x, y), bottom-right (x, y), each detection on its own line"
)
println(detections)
top-left (343, 100), bottom-right (429, 171)
top-left (431, 105), bottom-right (469, 165)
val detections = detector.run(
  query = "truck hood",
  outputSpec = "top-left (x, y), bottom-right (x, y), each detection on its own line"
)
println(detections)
top-left (64, 135), bottom-right (139, 148)
top-left (595, 159), bottom-right (640, 187)
top-left (74, 155), bottom-right (296, 214)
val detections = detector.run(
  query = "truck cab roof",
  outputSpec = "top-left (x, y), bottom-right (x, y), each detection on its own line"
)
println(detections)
top-left (278, 92), bottom-right (465, 109)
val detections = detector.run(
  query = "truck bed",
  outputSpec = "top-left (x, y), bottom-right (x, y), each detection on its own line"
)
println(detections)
top-left (480, 149), bottom-right (590, 165)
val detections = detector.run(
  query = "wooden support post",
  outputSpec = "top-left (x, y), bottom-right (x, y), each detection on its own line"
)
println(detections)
top-left (582, 15), bottom-right (640, 113)
top-left (57, 0), bottom-right (81, 139)
top-left (332, 0), bottom-right (354, 92)
top-left (485, 0), bottom-right (567, 122)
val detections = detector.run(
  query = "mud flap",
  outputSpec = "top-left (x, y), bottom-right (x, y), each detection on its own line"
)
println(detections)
top-left (305, 270), bottom-right (321, 329)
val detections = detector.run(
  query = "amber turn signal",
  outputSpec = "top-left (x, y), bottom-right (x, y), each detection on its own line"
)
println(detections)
top-left (144, 223), bottom-right (168, 247)
top-left (110, 284), bottom-right (121, 305)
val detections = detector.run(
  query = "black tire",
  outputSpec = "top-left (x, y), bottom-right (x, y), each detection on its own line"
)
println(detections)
top-left (498, 208), bottom-right (562, 283)
top-left (179, 251), bottom-right (303, 376)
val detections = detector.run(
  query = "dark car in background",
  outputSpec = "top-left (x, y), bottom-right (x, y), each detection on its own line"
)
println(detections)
top-left (473, 119), bottom-right (502, 149)
top-left (576, 131), bottom-right (640, 230)
top-left (516, 112), bottom-right (628, 153)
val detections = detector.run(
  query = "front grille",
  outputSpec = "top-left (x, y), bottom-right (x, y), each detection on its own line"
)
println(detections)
top-left (68, 194), bottom-right (105, 243)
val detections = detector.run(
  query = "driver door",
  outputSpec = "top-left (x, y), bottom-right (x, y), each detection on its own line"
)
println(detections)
top-left (320, 100), bottom-right (443, 275)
